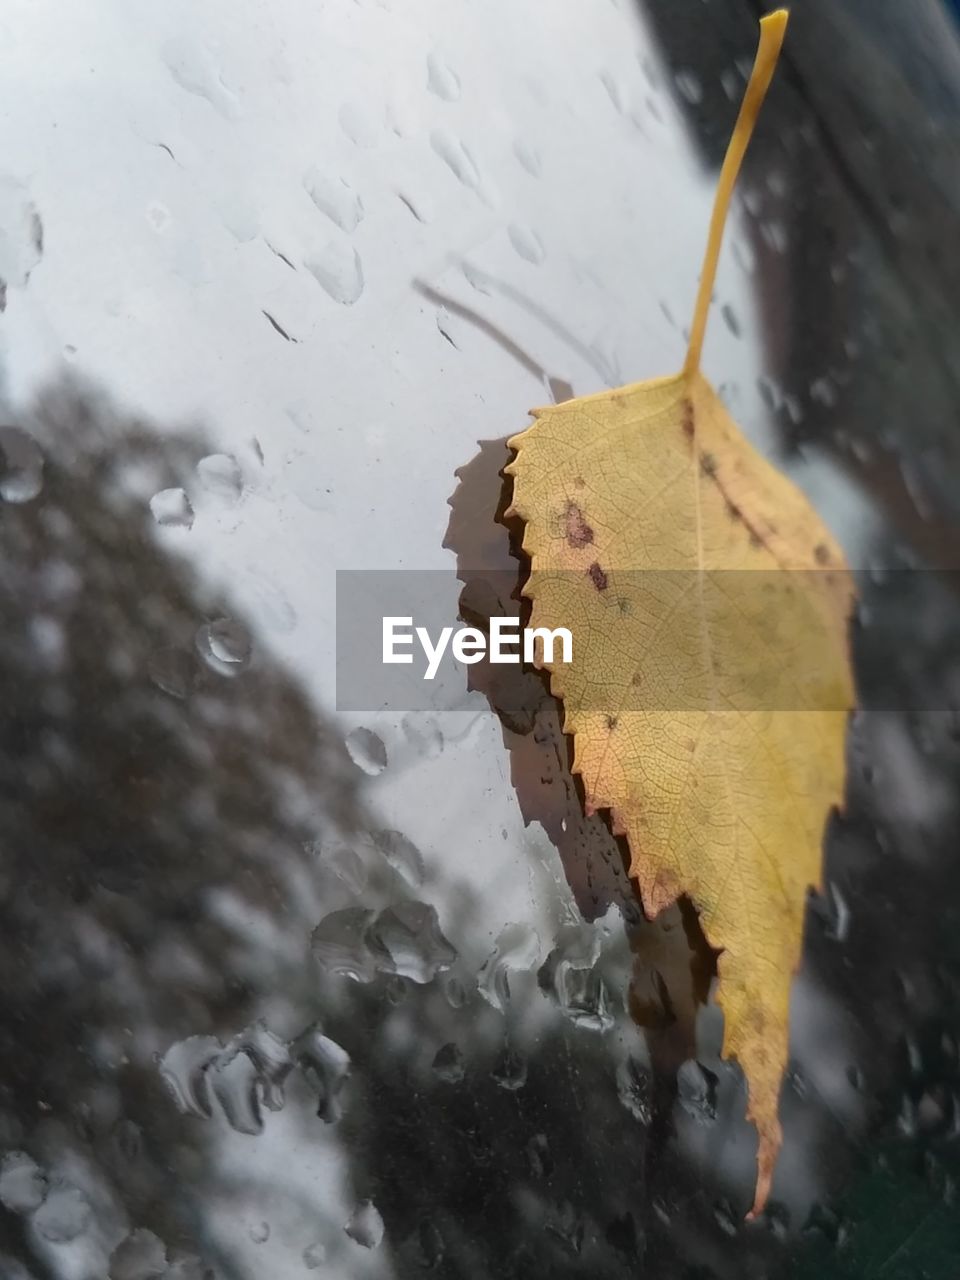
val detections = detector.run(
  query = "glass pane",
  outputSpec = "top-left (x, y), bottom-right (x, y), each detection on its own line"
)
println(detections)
top-left (2, 1), bottom-right (959, 1277)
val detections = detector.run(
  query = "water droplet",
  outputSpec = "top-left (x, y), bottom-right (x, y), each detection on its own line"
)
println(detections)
top-left (304, 169), bottom-right (364, 233)
top-left (33, 1182), bottom-right (91, 1243)
top-left (900, 459), bottom-right (934, 522)
top-left (195, 618), bottom-right (252, 676)
top-left (373, 982), bottom-right (414, 1031)
top-left (639, 55), bottom-right (659, 88)
top-left (293, 1024), bottom-right (351, 1123)
top-left (756, 375), bottom-right (780, 412)
top-left (513, 139), bottom-right (542, 177)
top-left (148, 646), bottom-right (195, 699)
top-left (245, 571), bottom-right (297, 634)
top-left (303, 1242), bottom-right (327, 1269)
top-left (196, 453), bottom-right (242, 504)
top-left (401, 713), bottom-right (444, 757)
top-left (599, 71), bottom-right (627, 115)
top-left (721, 67), bottom-right (742, 101)
top-left (0, 426), bottom-right (43, 502)
top-left (427, 50), bottom-right (460, 101)
top-left (346, 727), bottom-right (387, 775)
top-left (207, 1049), bottom-right (263, 1134)
top-left (442, 973), bottom-right (468, 1007)
top-left (432, 1042), bottom-right (465, 1083)
top-left (312, 907), bottom-right (380, 982)
top-left (305, 242), bottom-right (365, 305)
top-left (783, 392), bottom-right (804, 425)
top-left (431, 129), bottom-right (482, 194)
top-left (372, 829), bottom-right (425, 885)
top-left (109, 1229), bottom-right (168, 1280)
top-left (165, 1254), bottom-right (211, 1280)
top-left (162, 37), bottom-right (239, 119)
top-left (762, 1200), bottom-right (791, 1240)
top-left (313, 902), bottom-right (456, 987)
top-left (526, 1133), bottom-right (553, 1179)
top-left (316, 842), bottom-right (368, 894)
top-left (436, 304), bottom-right (458, 348)
top-left (713, 1199), bottom-right (739, 1237)
top-left (721, 303), bottom-right (741, 338)
top-left (809, 376), bottom-right (838, 409)
top-left (652, 1197), bottom-right (672, 1226)
top-left (249, 1221), bottom-right (270, 1244)
top-left (461, 259), bottom-right (491, 294)
top-left (741, 186), bottom-right (764, 217)
top-left (146, 201), bottom-right (171, 234)
top-left (616, 1056), bottom-right (652, 1123)
top-left (760, 219), bottom-right (788, 253)
top-left (545, 1202), bottom-right (584, 1256)
top-left (396, 188), bottom-right (434, 223)
top-left (802, 1202), bottom-right (845, 1244)
top-left (369, 901), bottom-right (457, 982)
top-left (0, 177), bottom-right (43, 290)
top-left (538, 923), bottom-right (614, 1031)
top-left (732, 238), bottom-right (755, 274)
top-left (677, 1060), bottom-right (718, 1123)
top-left (218, 192), bottom-right (261, 243)
top-left (826, 882), bottom-right (851, 941)
top-left (338, 101), bottom-right (379, 148)
top-left (237, 1022), bottom-right (293, 1112)
top-left (508, 223), bottom-right (545, 265)
top-left (149, 487), bottom-right (194, 529)
top-left (0, 1151), bottom-right (47, 1213)
top-left (417, 1220), bottom-right (444, 1268)
top-left (492, 1046), bottom-right (527, 1091)
top-left (674, 70), bottom-right (703, 105)
top-left (158, 1034), bottom-right (222, 1117)
top-left (344, 1200), bottom-right (384, 1249)
top-left (478, 923), bottom-right (541, 1011)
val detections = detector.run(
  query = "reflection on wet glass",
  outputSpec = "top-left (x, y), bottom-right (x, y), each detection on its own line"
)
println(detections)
top-left (2, 0), bottom-right (960, 1276)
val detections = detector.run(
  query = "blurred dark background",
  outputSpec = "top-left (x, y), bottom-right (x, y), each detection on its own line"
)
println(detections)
top-left (3, 0), bottom-right (960, 1277)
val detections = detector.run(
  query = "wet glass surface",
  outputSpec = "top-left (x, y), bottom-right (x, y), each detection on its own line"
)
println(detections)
top-left (2, 0), bottom-right (960, 1276)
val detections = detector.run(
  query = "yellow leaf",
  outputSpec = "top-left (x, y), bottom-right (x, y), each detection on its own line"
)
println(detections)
top-left (504, 8), bottom-right (854, 1215)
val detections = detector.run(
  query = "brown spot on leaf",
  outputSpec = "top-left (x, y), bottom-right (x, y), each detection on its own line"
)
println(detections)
top-left (606, 715), bottom-right (619, 730)
top-left (681, 398), bottom-right (694, 440)
top-left (587, 562), bottom-right (608, 591)
top-left (564, 501), bottom-right (594, 548)
top-left (700, 451), bottom-right (717, 477)
top-left (814, 543), bottom-right (831, 565)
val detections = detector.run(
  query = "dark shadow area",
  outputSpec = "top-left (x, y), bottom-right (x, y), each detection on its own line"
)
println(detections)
top-left (0, 379), bottom-right (371, 1277)
top-left (439, 413), bottom-right (960, 1278)
top-left (640, 0), bottom-right (960, 576)
top-left (0, 376), bottom-right (766, 1280)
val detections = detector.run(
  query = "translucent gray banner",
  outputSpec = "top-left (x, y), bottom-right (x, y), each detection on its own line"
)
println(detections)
top-left (335, 569), bottom-right (954, 713)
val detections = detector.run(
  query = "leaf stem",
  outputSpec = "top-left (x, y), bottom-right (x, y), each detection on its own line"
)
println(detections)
top-left (683, 8), bottom-right (789, 377)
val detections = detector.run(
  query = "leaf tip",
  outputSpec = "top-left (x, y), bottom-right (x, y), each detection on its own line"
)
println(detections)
top-left (761, 8), bottom-right (789, 37)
